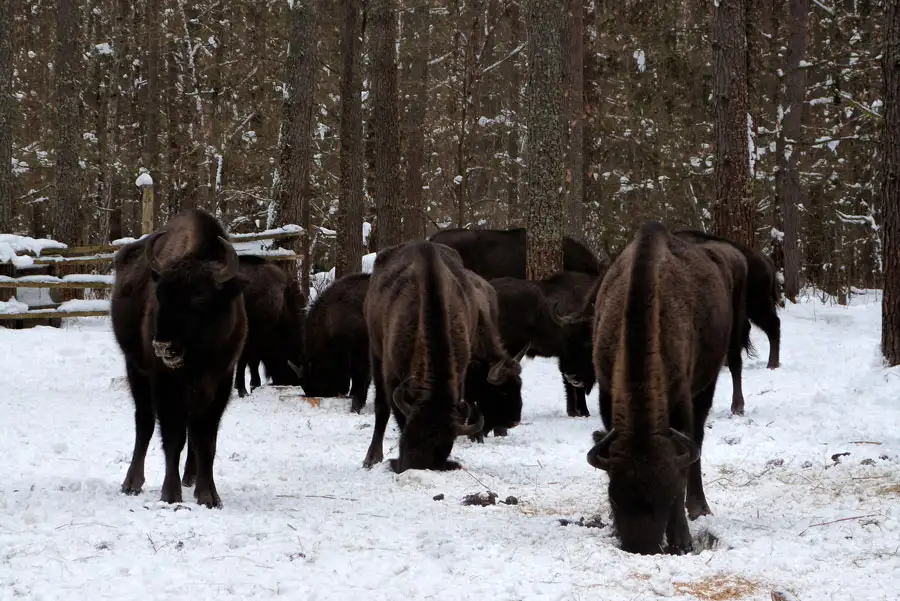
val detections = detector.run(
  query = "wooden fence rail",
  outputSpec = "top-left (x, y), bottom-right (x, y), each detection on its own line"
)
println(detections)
top-left (0, 225), bottom-right (301, 324)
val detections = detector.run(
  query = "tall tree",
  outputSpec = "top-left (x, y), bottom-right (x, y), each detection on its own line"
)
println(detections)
top-left (882, 0), bottom-right (900, 366)
top-left (55, 0), bottom-right (82, 244)
top-left (273, 0), bottom-right (317, 294)
top-left (712, 0), bottom-right (754, 248)
top-left (370, 0), bottom-right (403, 249)
top-left (336, 0), bottom-right (365, 277)
top-left (562, 0), bottom-right (584, 240)
top-left (401, 1), bottom-right (429, 242)
top-left (778, 0), bottom-right (809, 302)
top-left (0, 0), bottom-right (14, 234)
top-left (144, 0), bottom-right (162, 226)
top-left (524, 0), bottom-right (564, 279)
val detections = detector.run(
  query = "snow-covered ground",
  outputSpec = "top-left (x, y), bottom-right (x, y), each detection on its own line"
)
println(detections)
top-left (1, 290), bottom-right (898, 600)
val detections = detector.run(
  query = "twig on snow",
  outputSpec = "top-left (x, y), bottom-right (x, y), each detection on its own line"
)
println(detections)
top-left (799, 513), bottom-right (881, 535)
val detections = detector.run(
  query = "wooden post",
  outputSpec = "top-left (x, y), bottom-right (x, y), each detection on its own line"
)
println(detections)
top-left (136, 171), bottom-right (154, 235)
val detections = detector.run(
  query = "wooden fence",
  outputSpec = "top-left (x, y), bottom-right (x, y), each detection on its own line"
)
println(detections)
top-left (0, 226), bottom-right (301, 324)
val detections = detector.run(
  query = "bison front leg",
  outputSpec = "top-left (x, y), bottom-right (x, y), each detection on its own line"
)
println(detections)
top-left (157, 409), bottom-right (187, 504)
top-left (686, 384), bottom-right (714, 520)
top-left (189, 417), bottom-right (223, 509)
top-left (363, 355), bottom-right (388, 468)
top-left (665, 473), bottom-right (693, 555)
top-left (182, 437), bottom-right (196, 487)
top-left (235, 355), bottom-right (249, 398)
top-left (122, 362), bottom-right (155, 495)
top-left (349, 352), bottom-right (371, 414)
top-left (249, 359), bottom-right (262, 392)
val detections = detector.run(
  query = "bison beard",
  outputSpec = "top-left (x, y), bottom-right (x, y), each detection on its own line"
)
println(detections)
top-left (362, 241), bottom-right (515, 473)
top-left (574, 221), bottom-right (748, 555)
top-left (111, 209), bottom-right (248, 509)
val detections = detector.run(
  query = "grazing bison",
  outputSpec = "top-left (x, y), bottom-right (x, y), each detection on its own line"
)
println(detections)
top-left (111, 209), bottom-right (248, 508)
top-left (673, 229), bottom-right (781, 370)
top-left (490, 271), bottom-right (599, 417)
top-left (362, 241), bottom-right (519, 472)
top-left (296, 272), bottom-right (371, 412)
top-left (234, 255), bottom-right (306, 398)
top-left (566, 221), bottom-right (748, 554)
top-left (429, 227), bottom-right (605, 279)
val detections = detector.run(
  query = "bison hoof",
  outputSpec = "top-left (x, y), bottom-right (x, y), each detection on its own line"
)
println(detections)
top-left (687, 499), bottom-right (712, 521)
top-left (468, 432), bottom-right (485, 444)
top-left (237, 389), bottom-right (248, 398)
top-left (195, 490), bottom-right (222, 509)
top-left (666, 541), bottom-right (693, 556)
top-left (350, 400), bottom-right (365, 414)
top-left (363, 450), bottom-right (383, 468)
top-left (160, 489), bottom-right (183, 504)
top-left (767, 362), bottom-right (780, 370)
top-left (121, 484), bottom-right (142, 496)
top-left (182, 473), bottom-right (196, 487)
top-left (441, 460), bottom-right (462, 471)
top-left (493, 427), bottom-right (508, 437)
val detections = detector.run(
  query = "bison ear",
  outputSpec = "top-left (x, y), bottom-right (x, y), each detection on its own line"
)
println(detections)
top-left (222, 273), bottom-right (249, 297)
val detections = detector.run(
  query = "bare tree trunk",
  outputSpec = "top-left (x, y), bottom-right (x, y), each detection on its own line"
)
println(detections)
top-left (524, 0), bottom-right (564, 279)
top-left (504, 2), bottom-right (523, 228)
top-left (337, 0), bottom-right (365, 277)
top-left (0, 0), bottom-right (15, 234)
top-left (144, 0), bottom-right (162, 225)
top-left (55, 0), bottom-right (82, 245)
top-left (370, 0), bottom-right (403, 249)
top-left (275, 0), bottom-right (317, 295)
top-left (401, 1), bottom-right (429, 242)
top-left (562, 0), bottom-right (584, 240)
top-left (712, 0), bottom-right (755, 248)
top-left (882, 0), bottom-right (900, 366)
top-left (778, 0), bottom-right (808, 302)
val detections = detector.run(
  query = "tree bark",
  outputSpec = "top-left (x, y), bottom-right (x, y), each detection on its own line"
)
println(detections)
top-left (401, 1), bottom-right (429, 242)
top-left (0, 0), bottom-right (15, 234)
top-left (882, 0), bottom-right (900, 366)
top-left (370, 0), bottom-right (403, 249)
top-left (524, 0), bottom-right (564, 279)
top-left (275, 0), bottom-right (317, 295)
top-left (145, 0), bottom-right (162, 225)
top-left (778, 0), bottom-right (809, 302)
top-left (562, 0), bottom-right (584, 240)
top-left (336, 0), bottom-right (365, 278)
top-left (55, 0), bottom-right (82, 244)
top-left (712, 0), bottom-right (755, 249)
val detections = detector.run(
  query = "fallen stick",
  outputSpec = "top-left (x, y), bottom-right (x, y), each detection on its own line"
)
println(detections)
top-left (799, 513), bottom-right (880, 535)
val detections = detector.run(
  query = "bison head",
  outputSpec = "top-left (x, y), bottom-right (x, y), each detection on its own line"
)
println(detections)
top-left (552, 304), bottom-right (596, 393)
top-left (587, 428), bottom-right (700, 555)
top-left (292, 355), bottom-right (349, 398)
top-left (465, 345), bottom-right (527, 434)
top-left (146, 234), bottom-right (246, 370)
top-left (389, 380), bottom-right (483, 473)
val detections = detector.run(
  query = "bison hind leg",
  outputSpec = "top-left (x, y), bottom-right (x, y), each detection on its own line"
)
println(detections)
top-left (182, 437), bottom-right (196, 487)
top-left (121, 362), bottom-right (155, 496)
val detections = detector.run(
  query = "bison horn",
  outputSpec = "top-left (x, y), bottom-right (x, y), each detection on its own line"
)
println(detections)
top-left (586, 428), bottom-right (617, 471)
top-left (213, 236), bottom-right (239, 283)
top-left (287, 360), bottom-right (304, 379)
top-left (550, 306), bottom-right (587, 327)
top-left (144, 231), bottom-right (165, 276)
top-left (487, 360), bottom-right (507, 385)
top-left (391, 380), bottom-right (415, 418)
top-left (669, 427), bottom-right (701, 468)
top-left (454, 410), bottom-right (484, 437)
top-left (513, 343), bottom-right (530, 363)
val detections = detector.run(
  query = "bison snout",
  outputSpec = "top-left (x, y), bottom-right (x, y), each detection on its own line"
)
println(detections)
top-left (152, 339), bottom-right (184, 368)
top-left (564, 373), bottom-right (584, 388)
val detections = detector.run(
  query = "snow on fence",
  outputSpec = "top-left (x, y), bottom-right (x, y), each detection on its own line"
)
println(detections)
top-left (0, 226), bottom-right (302, 323)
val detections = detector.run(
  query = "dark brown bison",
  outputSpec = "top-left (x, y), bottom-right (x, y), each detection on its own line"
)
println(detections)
top-left (111, 209), bottom-right (248, 508)
top-left (294, 272), bottom-right (371, 412)
top-left (490, 271), bottom-right (599, 418)
top-left (234, 255), bottom-right (305, 398)
top-left (429, 227), bottom-right (605, 279)
top-left (568, 221), bottom-right (748, 555)
top-left (674, 229), bottom-right (781, 370)
top-left (361, 241), bottom-right (519, 472)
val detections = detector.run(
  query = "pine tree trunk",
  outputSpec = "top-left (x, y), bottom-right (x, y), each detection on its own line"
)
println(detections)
top-left (524, 0), bottom-right (564, 279)
top-left (0, 0), bottom-right (15, 234)
top-left (55, 0), bottom-right (82, 245)
top-left (336, 0), bottom-right (365, 278)
top-left (145, 0), bottom-right (162, 226)
top-left (370, 0), bottom-right (403, 249)
top-left (401, 1), bottom-right (428, 242)
top-left (562, 0), bottom-right (584, 240)
top-left (712, 0), bottom-right (755, 249)
top-left (881, 0), bottom-right (900, 366)
top-left (275, 0), bottom-right (317, 294)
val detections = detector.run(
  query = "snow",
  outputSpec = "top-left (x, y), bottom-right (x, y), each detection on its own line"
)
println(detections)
top-left (1, 292), bottom-right (899, 598)
top-left (94, 43), bottom-right (113, 56)
top-left (135, 172), bottom-right (154, 187)
top-left (362, 222), bottom-right (372, 246)
top-left (0, 298), bottom-right (29, 314)
top-left (0, 234), bottom-right (68, 268)
top-left (633, 49), bottom-right (646, 73)
top-left (0, 274), bottom-right (115, 285)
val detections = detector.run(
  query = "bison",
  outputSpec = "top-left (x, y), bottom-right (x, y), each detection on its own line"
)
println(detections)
top-left (111, 209), bottom-right (248, 508)
top-left (429, 227), bottom-right (605, 279)
top-left (490, 271), bottom-right (599, 418)
top-left (234, 255), bottom-right (306, 398)
top-left (295, 272), bottom-right (371, 412)
top-left (361, 241), bottom-right (520, 472)
top-left (674, 229), bottom-right (781, 370)
top-left (565, 220), bottom-right (749, 554)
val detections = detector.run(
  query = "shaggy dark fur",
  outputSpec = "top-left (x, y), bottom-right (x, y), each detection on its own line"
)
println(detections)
top-left (578, 221), bottom-right (749, 555)
top-left (674, 229), bottom-right (781, 370)
top-left (111, 209), bottom-right (248, 509)
top-left (299, 272), bottom-right (371, 412)
top-left (429, 227), bottom-right (605, 279)
top-left (233, 256), bottom-right (305, 398)
top-left (362, 241), bottom-right (521, 472)
top-left (490, 271), bottom-right (599, 417)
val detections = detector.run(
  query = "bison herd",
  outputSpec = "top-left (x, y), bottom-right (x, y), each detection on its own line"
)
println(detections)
top-left (109, 208), bottom-right (783, 556)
